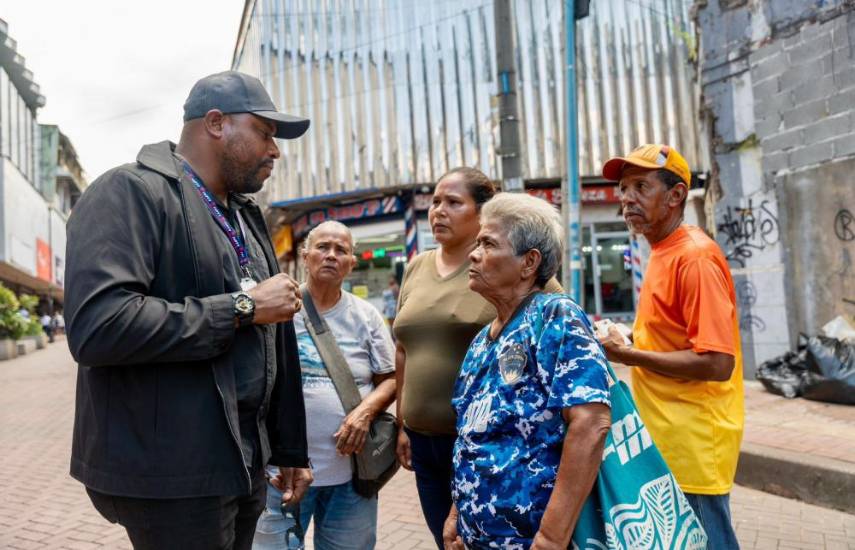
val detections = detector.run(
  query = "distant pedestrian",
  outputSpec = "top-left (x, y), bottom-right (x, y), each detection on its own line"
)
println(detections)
top-left (381, 275), bottom-right (399, 326)
top-left (52, 311), bottom-right (65, 335)
top-left (598, 144), bottom-right (744, 549)
top-left (65, 71), bottom-right (313, 550)
top-left (40, 313), bottom-right (54, 343)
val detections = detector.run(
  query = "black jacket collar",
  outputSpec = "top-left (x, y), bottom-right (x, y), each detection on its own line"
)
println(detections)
top-left (135, 140), bottom-right (257, 207)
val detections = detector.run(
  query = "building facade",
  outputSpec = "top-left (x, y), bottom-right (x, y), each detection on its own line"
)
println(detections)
top-left (232, 0), bottom-right (706, 318)
top-left (696, 0), bottom-right (855, 375)
top-left (0, 19), bottom-right (86, 307)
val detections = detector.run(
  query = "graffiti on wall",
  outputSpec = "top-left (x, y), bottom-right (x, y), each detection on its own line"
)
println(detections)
top-left (717, 199), bottom-right (780, 267)
top-left (834, 209), bottom-right (854, 242)
top-left (735, 279), bottom-right (767, 333)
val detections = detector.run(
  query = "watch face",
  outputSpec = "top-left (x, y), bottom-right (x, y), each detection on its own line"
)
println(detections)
top-left (235, 294), bottom-right (254, 315)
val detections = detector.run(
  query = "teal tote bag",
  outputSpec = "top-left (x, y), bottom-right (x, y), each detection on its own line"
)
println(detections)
top-left (571, 364), bottom-right (708, 550)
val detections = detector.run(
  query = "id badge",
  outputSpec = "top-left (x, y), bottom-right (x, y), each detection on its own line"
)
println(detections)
top-left (240, 277), bottom-right (257, 291)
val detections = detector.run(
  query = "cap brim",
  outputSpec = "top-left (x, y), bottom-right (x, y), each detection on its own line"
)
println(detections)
top-left (602, 156), bottom-right (662, 181)
top-left (254, 111), bottom-right (311, 139)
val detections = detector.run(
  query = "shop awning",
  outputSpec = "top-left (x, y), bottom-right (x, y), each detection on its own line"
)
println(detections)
top-left (0, 261), bottom-right (63, 303)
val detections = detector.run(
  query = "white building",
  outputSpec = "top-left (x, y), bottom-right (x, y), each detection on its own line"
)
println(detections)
top-left (0, 19), bottom-right (85, 307)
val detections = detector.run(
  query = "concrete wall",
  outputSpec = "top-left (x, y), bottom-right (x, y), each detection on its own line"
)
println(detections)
top-left (0, 158), bottom-right (51, 279)
top-left (49, 209), bottom-right (66, 288)
top-left (779, 157), bottom-right (855, 340)
top-left (697, 1), bottom-right (854, 375)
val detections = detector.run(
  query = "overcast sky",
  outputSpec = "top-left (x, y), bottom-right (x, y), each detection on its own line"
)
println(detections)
top-left (2, 1), bottom-right (246, 179)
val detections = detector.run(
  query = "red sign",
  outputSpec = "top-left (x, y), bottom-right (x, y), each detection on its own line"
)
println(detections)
top-left (36, 239), bottom-right (52, 282)
top-left (527, 186), bottom-right (620, 206)
top-left (414, 185), bottom-right (620, 211)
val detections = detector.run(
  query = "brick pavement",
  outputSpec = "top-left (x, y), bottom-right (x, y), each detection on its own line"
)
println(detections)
top-left (1, 341), bottom-right (854, 549)
top-left (741, 380), bottom-right (855, 467)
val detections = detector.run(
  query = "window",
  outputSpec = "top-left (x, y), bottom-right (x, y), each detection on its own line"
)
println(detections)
top-left (1, 71), bottom-right (9, 159)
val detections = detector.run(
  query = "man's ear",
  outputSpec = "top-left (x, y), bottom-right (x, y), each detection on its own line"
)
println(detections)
top-left (521, 249), bottom-right (542, 281)
top-left (203, 109), bottom-right (226, 139)
top-left (668, 182), bottom-right (688, 208)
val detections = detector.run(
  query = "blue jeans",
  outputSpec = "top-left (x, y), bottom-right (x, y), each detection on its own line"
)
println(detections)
top-left (684, 493), bottom-right (740, 550)
top-left (254, 478), bottom-right (378, 550)
top-left (406, 428), bottom-right (456, 550)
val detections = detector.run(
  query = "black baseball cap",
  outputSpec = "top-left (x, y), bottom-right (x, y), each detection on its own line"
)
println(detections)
top-left (183, 71), bottom-right (310, 139)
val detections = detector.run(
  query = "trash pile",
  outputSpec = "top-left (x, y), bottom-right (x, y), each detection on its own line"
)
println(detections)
top-left (757, 315), bottom-right (855, 405)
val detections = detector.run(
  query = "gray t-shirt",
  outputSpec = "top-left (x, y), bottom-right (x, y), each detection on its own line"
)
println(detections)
top-left (295, 290), bottom-right (395, 486)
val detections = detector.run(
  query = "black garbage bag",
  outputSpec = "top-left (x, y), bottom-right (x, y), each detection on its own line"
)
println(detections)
top-left (756, 347), bottom-right (809, 398)
top-left (802, 335), bottom-right (855, 405)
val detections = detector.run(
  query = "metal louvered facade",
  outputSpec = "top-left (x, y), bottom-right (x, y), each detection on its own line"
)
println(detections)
top-left (232, 0), bottom-right (705, 205)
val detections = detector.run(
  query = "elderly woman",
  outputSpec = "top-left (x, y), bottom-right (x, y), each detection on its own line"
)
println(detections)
top-left (394, 168), bottom-right (562, 548)
top-left (254, 220), bottom-right (396, 550)
top-left (442, 194), bottom-right (612, 550)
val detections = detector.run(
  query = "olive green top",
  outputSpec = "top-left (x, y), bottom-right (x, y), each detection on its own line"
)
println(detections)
top-left (393, 249), bottom-right (562, 435)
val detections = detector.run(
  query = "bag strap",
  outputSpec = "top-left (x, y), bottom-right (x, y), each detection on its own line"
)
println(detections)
top-left (300, 284), bottom-right (362, 413)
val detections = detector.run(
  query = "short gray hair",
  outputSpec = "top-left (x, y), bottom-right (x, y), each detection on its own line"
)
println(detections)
top-left (480, 193), bottom-right (563, 287)
top-left (303, 220), bottom-right (355, 252)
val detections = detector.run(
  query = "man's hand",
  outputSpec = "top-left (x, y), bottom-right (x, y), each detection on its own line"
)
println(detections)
top-left (442, 506), bottom-right (465, 550)
top-left (530, 530), bottom-right (568, 550)
top-left (334, 403), bottom-right (374, 455)
top-left (396, 429), bottom-right (412, 471)
top-left (598, 325), bottom-right (631, 363)
top-left (272, 467), bottom-right (313, 504)
top-left (249, 274), bottom-right (303, 324)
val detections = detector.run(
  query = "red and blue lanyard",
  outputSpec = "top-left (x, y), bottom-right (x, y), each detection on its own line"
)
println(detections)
top-left (182, 162), bottom-right (252, 280)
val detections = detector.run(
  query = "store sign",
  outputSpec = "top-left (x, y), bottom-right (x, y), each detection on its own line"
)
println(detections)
top-left (36, 239), bottom-right (52, 282)
top-left (414, 193), bottom-right (433, 211)
top-left (293, 196), bottom-right (402, 238)
top-left (414, 185), bottom-right (620, 211)
top-left (528, 186), bottom-right (621, 206)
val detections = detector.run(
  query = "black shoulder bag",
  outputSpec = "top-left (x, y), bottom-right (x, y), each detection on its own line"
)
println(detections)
top-left (300, 287), bottom-right (400, 498)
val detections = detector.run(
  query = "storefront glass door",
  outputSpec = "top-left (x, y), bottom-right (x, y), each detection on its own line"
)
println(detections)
top-left (591, 231), bottom-right (634, 319)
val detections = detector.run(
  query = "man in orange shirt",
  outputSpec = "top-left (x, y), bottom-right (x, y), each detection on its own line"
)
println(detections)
top-left (599, 144), bottom-right (744, 549)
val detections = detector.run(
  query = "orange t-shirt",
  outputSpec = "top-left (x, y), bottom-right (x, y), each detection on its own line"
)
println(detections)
top-left (632, 225), bottom-right (744, 495)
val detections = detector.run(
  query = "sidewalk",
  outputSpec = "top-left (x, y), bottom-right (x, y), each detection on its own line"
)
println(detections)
top-left (1, 342), bottom-right (854, 549)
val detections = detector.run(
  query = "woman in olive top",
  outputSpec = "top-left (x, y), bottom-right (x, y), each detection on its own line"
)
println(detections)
top-left (393, 167), bottom-right (495, 548)
top-left (393, 168), bottom-right (560, 548)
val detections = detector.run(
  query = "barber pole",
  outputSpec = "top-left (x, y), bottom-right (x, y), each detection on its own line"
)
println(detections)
top-left (630, 236), bottom-right (643, 306)
top-left (404, 194), bottom-right (418, 261)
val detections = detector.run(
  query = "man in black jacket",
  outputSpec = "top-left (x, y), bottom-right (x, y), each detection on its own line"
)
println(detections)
top-left (65, 71), bottom-right (313, 549)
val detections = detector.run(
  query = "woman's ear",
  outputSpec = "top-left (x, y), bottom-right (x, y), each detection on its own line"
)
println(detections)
top-left (521, 249), bottom-right (542, 280)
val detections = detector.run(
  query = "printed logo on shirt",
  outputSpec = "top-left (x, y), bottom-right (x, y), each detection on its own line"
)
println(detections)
top-left (461, 394), bottom-right (493, 434)
top-left (602, 410), bottom-right (653, 465)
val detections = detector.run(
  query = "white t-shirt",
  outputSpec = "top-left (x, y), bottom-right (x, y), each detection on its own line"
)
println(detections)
top-left (295, 290), bottom-right (395, 486)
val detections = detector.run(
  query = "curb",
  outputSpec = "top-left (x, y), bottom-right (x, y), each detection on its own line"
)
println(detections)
top-left (736, 442), bottom-right (855, 514)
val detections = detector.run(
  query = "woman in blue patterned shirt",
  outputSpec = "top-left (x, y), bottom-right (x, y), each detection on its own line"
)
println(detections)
top-left (442, 193), bottom-right (612, 550)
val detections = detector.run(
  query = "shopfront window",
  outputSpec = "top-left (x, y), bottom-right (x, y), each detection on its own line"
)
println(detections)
top-left (582, 222), bottom-right (634, 321)
top-left (347, 233), bottom-right (406, 313)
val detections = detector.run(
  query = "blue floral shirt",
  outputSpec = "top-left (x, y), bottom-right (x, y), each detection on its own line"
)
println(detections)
top-left (452, 293), bottom-right (611, 549)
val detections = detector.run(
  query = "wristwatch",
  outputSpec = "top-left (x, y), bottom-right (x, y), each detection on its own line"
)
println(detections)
top-left (231, 291), bottom-right (255, 327)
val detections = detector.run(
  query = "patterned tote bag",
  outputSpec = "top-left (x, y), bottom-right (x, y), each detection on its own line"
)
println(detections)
top-left (571, 364), bottom-right (708, 550)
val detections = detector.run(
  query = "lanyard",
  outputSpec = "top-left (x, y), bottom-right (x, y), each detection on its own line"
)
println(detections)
top-left (182, 162), bottom-right (252, 279)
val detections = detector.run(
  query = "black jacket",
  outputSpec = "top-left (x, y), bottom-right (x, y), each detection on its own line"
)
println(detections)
top-left (65, 141), bottom-right (308, 498)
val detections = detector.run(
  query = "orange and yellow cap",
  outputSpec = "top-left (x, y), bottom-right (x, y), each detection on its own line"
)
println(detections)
top-left (602, 144), bottom-right (691, 188)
